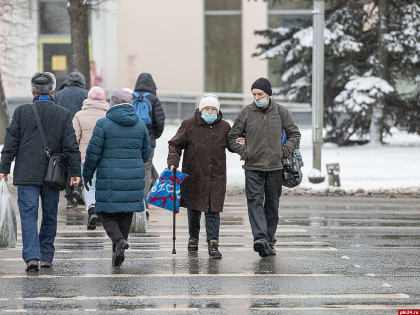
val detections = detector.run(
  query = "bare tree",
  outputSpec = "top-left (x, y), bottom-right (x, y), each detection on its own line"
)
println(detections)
top-left (0, 0), bottom-right (35, 144)
top-left (0, 0), bottom-right (22, 143)
top-left (0, 72), bottom-right (9, 143)
top-left (67, 0), bottom-right (108, 88)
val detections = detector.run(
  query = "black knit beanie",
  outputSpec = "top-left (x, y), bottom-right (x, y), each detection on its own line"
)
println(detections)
top-left (251, 77), bottom-right (272, 96)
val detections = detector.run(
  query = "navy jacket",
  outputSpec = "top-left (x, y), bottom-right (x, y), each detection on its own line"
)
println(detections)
top-left (134, 73), bottom-right (165, 148)
top-left (55, 73), bottom-right (88, 119)
top-left (83, 103), bottom-right (151, 213)
top-left (0, 96), bottom-right (81, 185)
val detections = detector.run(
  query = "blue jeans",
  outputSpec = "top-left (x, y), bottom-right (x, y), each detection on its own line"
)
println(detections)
top-left (17, 185), bottom-right (60, 263)
top-left (81, 163), bottom-right (96, 210)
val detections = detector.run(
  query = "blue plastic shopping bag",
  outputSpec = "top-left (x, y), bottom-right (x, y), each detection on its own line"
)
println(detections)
top-left (146, 168), bottom-right (188, 213)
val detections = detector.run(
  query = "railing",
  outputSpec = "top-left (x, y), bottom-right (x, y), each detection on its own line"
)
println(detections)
top-left (158, 91), bottom-right (312, 126)
top-left (6, 92), bottom-right (313, 126)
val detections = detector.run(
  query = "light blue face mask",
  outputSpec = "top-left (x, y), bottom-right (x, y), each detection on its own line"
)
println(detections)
top-left (254, 97), bottom-right (268, 108)
top-left (201, 113), bottom-right (217, 124)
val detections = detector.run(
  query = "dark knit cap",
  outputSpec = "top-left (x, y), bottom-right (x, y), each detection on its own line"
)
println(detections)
top-left (251, 77), bottom-right (272, 96)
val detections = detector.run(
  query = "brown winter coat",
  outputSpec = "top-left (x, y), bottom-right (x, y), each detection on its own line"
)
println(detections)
top-left (72, 99), bottom-right (109, 162)
top-left (167, 110), bottom-right (231, 212)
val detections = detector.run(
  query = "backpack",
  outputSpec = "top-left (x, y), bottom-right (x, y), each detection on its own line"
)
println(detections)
top-left (278, 104), bottom-right (304, 188)
top-left (132, 92), bottom-right (152, 125)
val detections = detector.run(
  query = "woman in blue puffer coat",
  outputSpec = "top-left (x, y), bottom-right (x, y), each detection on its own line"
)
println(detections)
top-left (83, 90), bottom-right (151, 267)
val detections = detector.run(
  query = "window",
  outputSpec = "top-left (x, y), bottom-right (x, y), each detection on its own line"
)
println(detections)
top-left (268, 0), bottom-right (312, 88)
top-left (268, 0), bottom-right (311, 10)
top-left (205, 0), bottom-right (242, 93)
top-left (39, 0), bottom-right (70, 35)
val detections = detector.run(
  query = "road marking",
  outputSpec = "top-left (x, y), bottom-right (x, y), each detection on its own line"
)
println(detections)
top-left (382, 282), bottom-right (392, 288)
top-left (319, 226), bottom-right (420, 230)
top-left (353, 264), bottom-right (361, 268)
top-left (251, 304), bottom-right (420, 310)
top-left (26, 228), bottom-right (308, 234)
top-left (0, 293), bottom-right (409, 301)
top-left (341, 256), bottom-right (350, 260)
top-left (0, 273), bottom-right (337, 279)
top-left (6, 247), bottom-right (337, 253)
top-left (365, 273), bottom-right (376, 277)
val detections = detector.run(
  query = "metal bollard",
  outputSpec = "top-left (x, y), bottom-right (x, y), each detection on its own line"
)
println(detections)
top-left (326, 163), bottom-right (341, 187)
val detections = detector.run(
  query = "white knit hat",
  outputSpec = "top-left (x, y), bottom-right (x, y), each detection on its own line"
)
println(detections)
top-left (199, 94), bottom-right (220, 113)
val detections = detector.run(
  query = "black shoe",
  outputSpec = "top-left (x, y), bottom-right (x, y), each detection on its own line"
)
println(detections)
top-left (25, 259), bottom-right (39, 272)
top-left (113, 239), bottom-right (129, 267)
top-left (208, 240), bottom-right (222, 259)
top-left (87, 207), bottom-right (97, 230)
top-left (188, 237), bottom-right (199, 252)
top-left (73, 190), bottom-right (85, 206)
top-left (253, 239), bottom-right (270, 257)
top-left (66, 199), bottom-right (77, 209)
top-left (146, 210), bottom-right (150, 221)
top-left (268, 244), bottom-right (276, 256)
top-left (40, 260), bottom-right (53, 268)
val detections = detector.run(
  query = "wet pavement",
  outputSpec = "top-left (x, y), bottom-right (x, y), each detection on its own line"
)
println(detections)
top-left (0, 194), bottom-right (419, 314)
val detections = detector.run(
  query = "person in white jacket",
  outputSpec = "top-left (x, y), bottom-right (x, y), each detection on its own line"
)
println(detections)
top-left (73, 86), bottom-right (109, 229)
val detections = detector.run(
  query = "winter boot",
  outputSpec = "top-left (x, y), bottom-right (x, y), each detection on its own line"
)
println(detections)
top-left (208, 240), bottom-right (222, 259)
top-left (87, 206), bottom-right (97, 230)
top-left (73, 186), bottom-right (85, 206)
top-left (25, 259), bottom-right (39, 272)
top-left (188, 238), bottom-right (199, 252)
top-left (268, 244), bottom-right (276, 256)
top-left (66, 197), bottom-right (77, 209)
top-left (40, 261), bottom-right (53, 268)
top-left (253, 239), bottom-right (270, 258)
top-left (113, 239), bottom-right (129, 267)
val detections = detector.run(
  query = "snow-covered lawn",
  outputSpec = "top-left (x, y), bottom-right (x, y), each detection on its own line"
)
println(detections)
top-left (155, 124), bottom-right (420, 192)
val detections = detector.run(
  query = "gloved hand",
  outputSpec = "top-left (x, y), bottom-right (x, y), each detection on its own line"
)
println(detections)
top-left (83, 178), bottom-right (92, 191)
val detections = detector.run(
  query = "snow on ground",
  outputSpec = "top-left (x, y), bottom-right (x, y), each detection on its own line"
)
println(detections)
top-left (155, 124), bottom-right (420, 192)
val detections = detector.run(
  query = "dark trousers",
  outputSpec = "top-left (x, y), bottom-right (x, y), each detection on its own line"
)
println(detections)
top-left (245, 169), bottom-right (283, 246)
top-left (100, 213), bottom-right (133, 251)
top-left (188, 204), bottom-right (220, 243)
top-left (17, 185), bottom-right (60, 263)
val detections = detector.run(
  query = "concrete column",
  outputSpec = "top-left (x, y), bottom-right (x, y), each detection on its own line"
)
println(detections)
top-left (242, 0), bottom-right (268, 95)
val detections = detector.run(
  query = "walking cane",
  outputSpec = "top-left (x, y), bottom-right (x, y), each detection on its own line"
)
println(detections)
top-left (172, 167), bottom-right (177, 254)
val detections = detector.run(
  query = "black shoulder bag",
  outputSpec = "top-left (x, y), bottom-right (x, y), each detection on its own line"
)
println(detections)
top-left (278, 104), bottom-right (304, 188)
top-left (31, 103), bottom-right (69, 190)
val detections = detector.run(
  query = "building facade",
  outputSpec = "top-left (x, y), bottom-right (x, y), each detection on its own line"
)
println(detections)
top-left (3, 0), bottom-right (312, 99)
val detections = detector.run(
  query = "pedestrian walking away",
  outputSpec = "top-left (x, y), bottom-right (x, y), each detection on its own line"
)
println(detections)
top-left (0, 72), bottom-right (81, 271)
top-left (228, 78), bottom-right (301, 257)
top-left (83, 90), bottom-right (151, 268)
top-left (56, 71), bottom-right (89, 209)
top-left (132, 73), bottom-right (165, 218)
top-left (73, 86), bottom-right (109, 230)
top-left (168, 94), bottom-right (232, 259)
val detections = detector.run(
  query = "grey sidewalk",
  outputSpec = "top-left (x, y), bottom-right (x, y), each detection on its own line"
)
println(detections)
top-left (0, 193), bottom-right (419, 314)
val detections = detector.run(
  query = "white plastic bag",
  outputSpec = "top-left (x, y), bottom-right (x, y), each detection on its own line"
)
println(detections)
top-left (0, 180), bottom-right (17, 248)
top-left (130, 211), bottom-right (147, 233)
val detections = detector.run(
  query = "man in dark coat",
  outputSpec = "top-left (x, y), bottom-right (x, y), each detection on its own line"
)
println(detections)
top-left (168, 94), bottom-right (231, 259)
top-left (83, 90), bottom-right (151, 268)
top-left (55, 71), bottom-right (88, 208)
top-left (55, 71), bottom-right (88, 119)
top-left (133, 73), bottom-right (165, 207)
top-left (0, 72), bottom-right (81, 271)
top-left (228, 78), bottom-right (301, 258)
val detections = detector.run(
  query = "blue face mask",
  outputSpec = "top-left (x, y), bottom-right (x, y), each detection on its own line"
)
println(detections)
top-left (201, 113), bottom-right (217, 124)
top-left (254, 97), bottom-right (268, 108)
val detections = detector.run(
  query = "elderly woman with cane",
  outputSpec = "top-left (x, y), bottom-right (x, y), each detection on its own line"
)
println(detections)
top-left (167, 94), bottom-right (231, 259)
top-left (83, 90), bottom-right (151, 267)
